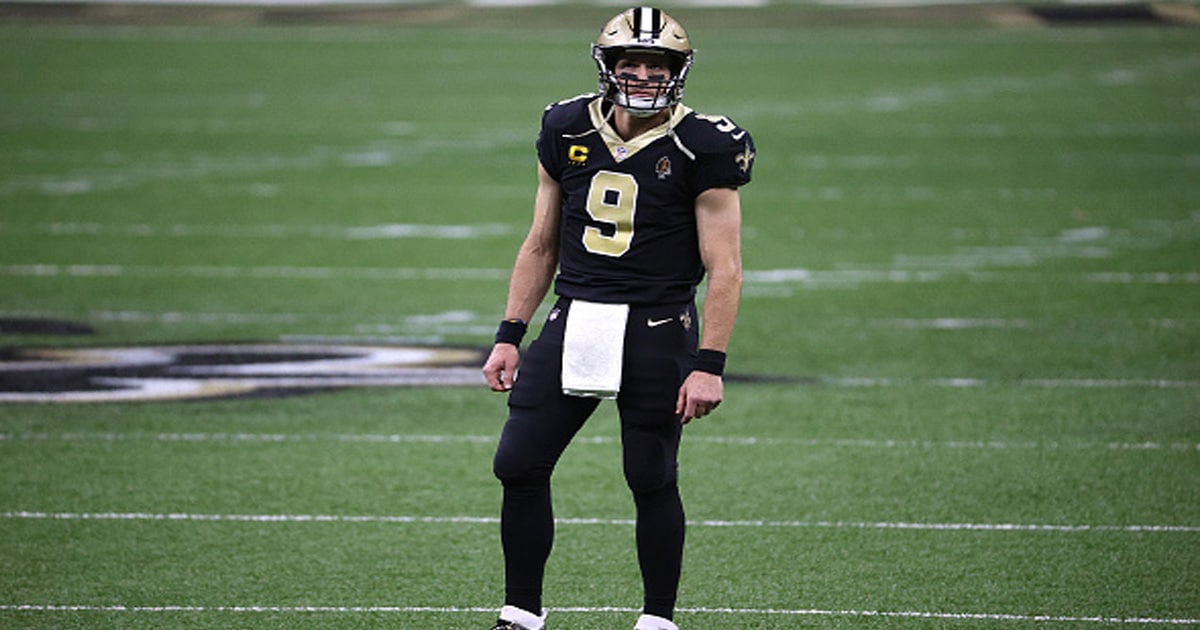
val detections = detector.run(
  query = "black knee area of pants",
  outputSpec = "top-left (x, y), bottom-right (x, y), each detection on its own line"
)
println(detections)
top-left (620, 404), bottom-right (682, 497)
top-left (624, 459), bottom-right (679, 497)
top-left (493, 445), bottom-right (551, 488)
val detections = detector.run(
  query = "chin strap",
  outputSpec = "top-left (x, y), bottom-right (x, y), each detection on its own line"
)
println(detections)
top-left (625, 106), bottom-right (663, 119)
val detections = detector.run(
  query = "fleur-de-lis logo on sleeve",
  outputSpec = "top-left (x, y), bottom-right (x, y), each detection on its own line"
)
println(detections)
top-left (735, 142), bottom-right (755, 174)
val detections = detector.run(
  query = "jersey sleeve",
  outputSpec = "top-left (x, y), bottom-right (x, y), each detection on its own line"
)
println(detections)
top-left (683, 113), bottom-right (756, 193)
top-left (536, 95), bottom-right (593, 182)
top-left (536, 104), bottom-right (566, 181)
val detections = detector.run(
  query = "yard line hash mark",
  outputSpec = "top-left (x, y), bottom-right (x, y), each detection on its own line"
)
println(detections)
top-left (0, 604), bottom-right (1195, 625)
top-left (4, 511), bottom-right (1197, 533)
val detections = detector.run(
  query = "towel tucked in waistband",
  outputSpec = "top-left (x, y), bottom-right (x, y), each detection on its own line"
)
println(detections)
top-left (560, 300), bottom-right (629, 399)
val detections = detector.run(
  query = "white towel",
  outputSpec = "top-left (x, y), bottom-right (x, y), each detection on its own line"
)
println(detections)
top-left (560, 300), bottom-right (629, 399)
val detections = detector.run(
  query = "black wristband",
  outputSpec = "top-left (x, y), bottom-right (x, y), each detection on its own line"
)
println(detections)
top-left (693, 349), bottom-right (726, 376)
top-left (495, 319), bottom-right (528, 347)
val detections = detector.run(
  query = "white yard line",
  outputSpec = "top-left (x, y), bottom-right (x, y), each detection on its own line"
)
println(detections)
top-left (2, 510), bottom-right (1198, 533)
top-left (2, 431), bottom-right (1196, 452)
top-left (0, 221), bottom-right (513, 240)
top-left (0, 603), bottom-right (1195, 625)
top-left (824, 376), bottom-right (1200, 389)
top-left (4, 309), bottom-right (1193, 330)
top-left (1, 368), bottom-right (1193, 402)
top-left (0, 264), bottom-right (508, 281)
top-left (3, 264), bottom-right (1199, 285)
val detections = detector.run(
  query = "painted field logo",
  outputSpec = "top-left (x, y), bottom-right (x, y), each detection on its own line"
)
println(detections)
top-left (0, 344), bottom-right (487, 403)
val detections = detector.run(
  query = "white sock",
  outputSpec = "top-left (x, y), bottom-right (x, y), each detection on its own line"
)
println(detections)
top-left (634, 613), bottom-right (678, 630)
top-left (499, 605), bottom-right (546, 630)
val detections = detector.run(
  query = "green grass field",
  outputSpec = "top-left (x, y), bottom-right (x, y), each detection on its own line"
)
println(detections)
top-left (1, 7), bottom-right (1199, 628)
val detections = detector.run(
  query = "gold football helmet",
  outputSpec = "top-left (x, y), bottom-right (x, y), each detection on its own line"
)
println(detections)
top-left (592, 7), bottom-right (695, 117)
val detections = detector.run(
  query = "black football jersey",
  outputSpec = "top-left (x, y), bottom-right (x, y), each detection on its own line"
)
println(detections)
top-left (537, 95), bottom-right (755, 306)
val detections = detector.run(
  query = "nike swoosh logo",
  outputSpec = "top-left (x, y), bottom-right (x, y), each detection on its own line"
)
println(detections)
top-left (731, 131), bottom-right (746, 141)
top-left (647, 318), bottom-right (673, 328)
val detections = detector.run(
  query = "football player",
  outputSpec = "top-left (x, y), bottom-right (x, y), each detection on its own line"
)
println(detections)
top-left (482, 7), bottom-right (755, 630)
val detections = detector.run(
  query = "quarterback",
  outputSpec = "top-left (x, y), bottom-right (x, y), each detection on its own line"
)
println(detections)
top-left (482, 7), bottom-right (755, 630)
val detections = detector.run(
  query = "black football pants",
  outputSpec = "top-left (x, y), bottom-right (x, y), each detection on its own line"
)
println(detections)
top-left (493, 298), bottom-right (698, 621)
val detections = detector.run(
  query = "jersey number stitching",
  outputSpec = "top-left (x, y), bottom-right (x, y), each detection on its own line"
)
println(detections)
top-left (582, 170), bottom-right (638, 258)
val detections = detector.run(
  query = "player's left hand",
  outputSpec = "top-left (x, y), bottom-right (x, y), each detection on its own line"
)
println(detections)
top-left (676, 370), bottom-right (723, 424)
top-left (483, 343), bottom-right (521, 392)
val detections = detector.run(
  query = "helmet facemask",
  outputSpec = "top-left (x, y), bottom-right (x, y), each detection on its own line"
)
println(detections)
top-left (592, 45), bottom-right (693, 118)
